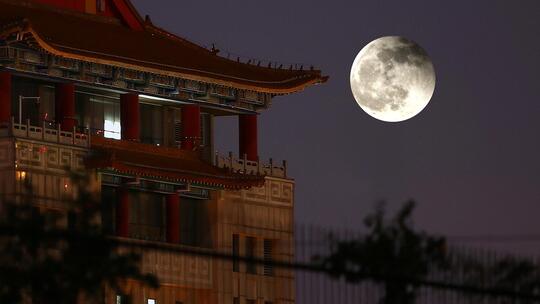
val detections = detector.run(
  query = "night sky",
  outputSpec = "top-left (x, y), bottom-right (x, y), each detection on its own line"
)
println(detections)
top-left (131, 0), bottom-right (540, 254)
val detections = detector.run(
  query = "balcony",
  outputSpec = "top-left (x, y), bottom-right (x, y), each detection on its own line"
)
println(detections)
top-left (215, 152), bottom-right (288, 179)
top-left (0, 118), bottom-right (90, 148)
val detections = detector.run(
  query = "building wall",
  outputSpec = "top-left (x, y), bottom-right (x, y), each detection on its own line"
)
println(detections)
top-left (216, 177), bottom-right (296, 304)
top-left (113, 177), bottom-right (296, 304)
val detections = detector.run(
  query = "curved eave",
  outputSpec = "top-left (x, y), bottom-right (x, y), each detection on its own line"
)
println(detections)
top-left (86, 136), bottom-right (266, 190)
top-left (11, 25), bottom-right (327, 95)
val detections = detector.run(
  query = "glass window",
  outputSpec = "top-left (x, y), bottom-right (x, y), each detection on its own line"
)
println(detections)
top-left (140, 103), bottom-right (163, 145)
top-left (104, 101), bottom-right (121, 139)
top-left (180, 198), bottom-right (212, 248)
top-left (147, 299), bottom-right (156, 304)
top-left (129, 191), bottom-right (164, 242)
top-left (76, 92), bottom-right (119, 138)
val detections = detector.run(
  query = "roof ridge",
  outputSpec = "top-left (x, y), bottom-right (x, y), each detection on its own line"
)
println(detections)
top-left (0, 0), bottom-right (124, 26)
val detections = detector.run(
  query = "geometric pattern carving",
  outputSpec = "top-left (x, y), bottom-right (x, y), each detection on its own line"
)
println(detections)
top-left (236, 178), bottom-right (294, 207)
top-left (141, 250), bottom-right (212, 288)
top-left (14, 139), bottom-right (87, 173)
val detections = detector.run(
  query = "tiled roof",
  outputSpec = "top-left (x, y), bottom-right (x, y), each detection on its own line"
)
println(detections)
top-left (0, 0), bottom-right (327, 94)
top-left (86, 136), bottom-right (265, 190)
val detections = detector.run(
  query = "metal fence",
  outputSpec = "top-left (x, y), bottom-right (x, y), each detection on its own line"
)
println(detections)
top-left (294, 223), bottom-right (540, 304)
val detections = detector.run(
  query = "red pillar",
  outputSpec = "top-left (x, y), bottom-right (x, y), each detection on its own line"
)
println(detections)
top-left (120, 93), bottom-right (139, 141)
top-left (55, 83), bottom-right (77, 131)
top-left (166, 193), bottom-right (180, 244)
top-left (239, 114), bottom-right (258, 161)
top-left (116, 188), bottom-right (130, 238)
top-left (181, 104), bottom-right (200, 150)
top-left (0, 72), bottom-right (11, 124)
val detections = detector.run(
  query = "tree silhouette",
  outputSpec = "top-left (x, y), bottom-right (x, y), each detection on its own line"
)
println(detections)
top-left (0, 174), bottom-right (158, 303)
top-left (314, 200), bottom-right (448, 304)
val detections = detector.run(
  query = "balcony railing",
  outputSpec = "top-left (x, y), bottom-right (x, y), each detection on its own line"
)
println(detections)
top-left (0, 117), bottom-right (90, 148)
top-left (215, 152), bottom-right (288, 179)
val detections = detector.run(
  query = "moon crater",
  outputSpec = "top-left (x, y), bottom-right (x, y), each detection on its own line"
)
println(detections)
top-left (350, 36), bottom-right (436, 122)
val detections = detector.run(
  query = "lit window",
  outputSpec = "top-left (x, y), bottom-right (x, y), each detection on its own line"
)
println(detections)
top-left (104, 119), bottom-right (121, 139)
top-left (148, 299), bottom-right (156, 304)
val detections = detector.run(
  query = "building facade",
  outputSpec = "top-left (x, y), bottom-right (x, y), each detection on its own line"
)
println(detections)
top-left (0, 0), bottom-right (326, 303)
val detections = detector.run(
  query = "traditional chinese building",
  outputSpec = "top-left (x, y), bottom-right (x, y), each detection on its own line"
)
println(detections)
top-left (0, 0), bottom-right (326, 303)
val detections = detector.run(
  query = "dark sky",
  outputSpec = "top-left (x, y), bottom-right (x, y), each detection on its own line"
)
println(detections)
top-left (131, 0), bottom-right (540, 254)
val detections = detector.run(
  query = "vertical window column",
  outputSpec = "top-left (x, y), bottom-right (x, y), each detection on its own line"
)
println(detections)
top-left (0, 71), bottom-right (11, 124)
top-left (120, 93), bottom-right (140, 141)
top-left (116, 188), bottom-right (130, 238)
top-left (55, 83), bottom-right (77, 131)
top-left (181, 104), bottom-right (201, 150)
top-left (239, 114), bottom-right (258, 161)
top-left (166, 193), bottom-right (180, 244)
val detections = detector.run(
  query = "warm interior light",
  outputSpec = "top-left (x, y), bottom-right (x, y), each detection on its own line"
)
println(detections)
top-left (104, 120), bottom-right (121, 140)
top-left (16, 171), bottom-right (27, 180)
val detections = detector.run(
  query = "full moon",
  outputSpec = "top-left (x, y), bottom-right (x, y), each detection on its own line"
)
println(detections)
top-left (350, 36), bottom-right (436, 122)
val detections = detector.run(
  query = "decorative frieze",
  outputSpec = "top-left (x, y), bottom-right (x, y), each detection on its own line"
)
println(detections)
top-left (0, 45), bottom-right (272, 113)
top-left (139, 245), bottom-right (213, 288)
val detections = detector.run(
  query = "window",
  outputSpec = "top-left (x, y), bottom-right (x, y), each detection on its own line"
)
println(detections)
top-left (116, 295), bottom-right (131, 304)
top-left (129, 191), bottom-right (165, 242)
top-left (140, 103), bottom-right (164, 145)
top-left (103, 102), bottom-right (121, 139)
top-left (263, 239), bottom-right (274, 276)
top-left (180, 198), bottom-right (212, 248)
top-left (147, 299), bottom-right (156, 304)
top-left (233, 234), bottom-right (239, 272)
top-left (246, 236), bottom-right (257, 274)
top-left (76, 92), bottom-right (120, 139)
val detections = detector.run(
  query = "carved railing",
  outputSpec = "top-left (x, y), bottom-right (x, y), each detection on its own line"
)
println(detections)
top-left (215, 152), bottom-right (288, 179)
top-left (0, 117), bottom-right (90, 148)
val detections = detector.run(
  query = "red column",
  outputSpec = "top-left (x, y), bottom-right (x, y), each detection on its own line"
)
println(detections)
top-left (0, 72), bottom-right (11, 124)
top-left (166, 193), bottom-right (180, 244)
top-left (181, 104), bottom-right (200, 150)
top-left (120, 93), bottom-right (139, 141)
top-left (55, 83), bottom-right (77, 131)
top-left (239, 114), bottom-right (258, 161)
top-left (116, 188), bottom-right (130, 238)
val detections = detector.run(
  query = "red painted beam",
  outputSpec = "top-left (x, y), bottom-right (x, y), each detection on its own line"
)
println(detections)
top-left (166, 193), bottom-right (180, 244)
top-left (0, 72), bottom-right (11, 124)
top-left (239, 114), bottom-right (258, 161)
top-left (120, 93), bottom-right (139, 141)
top-left (116, 187), bottom-right (130, 238)
top-left (181, 104), bottom-right (201, 151)
top-left (55, 83), bottom-right (77, 131)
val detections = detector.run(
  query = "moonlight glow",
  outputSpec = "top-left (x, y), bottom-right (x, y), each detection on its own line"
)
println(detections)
top-left (350, 36), bottom-right (436, 122)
